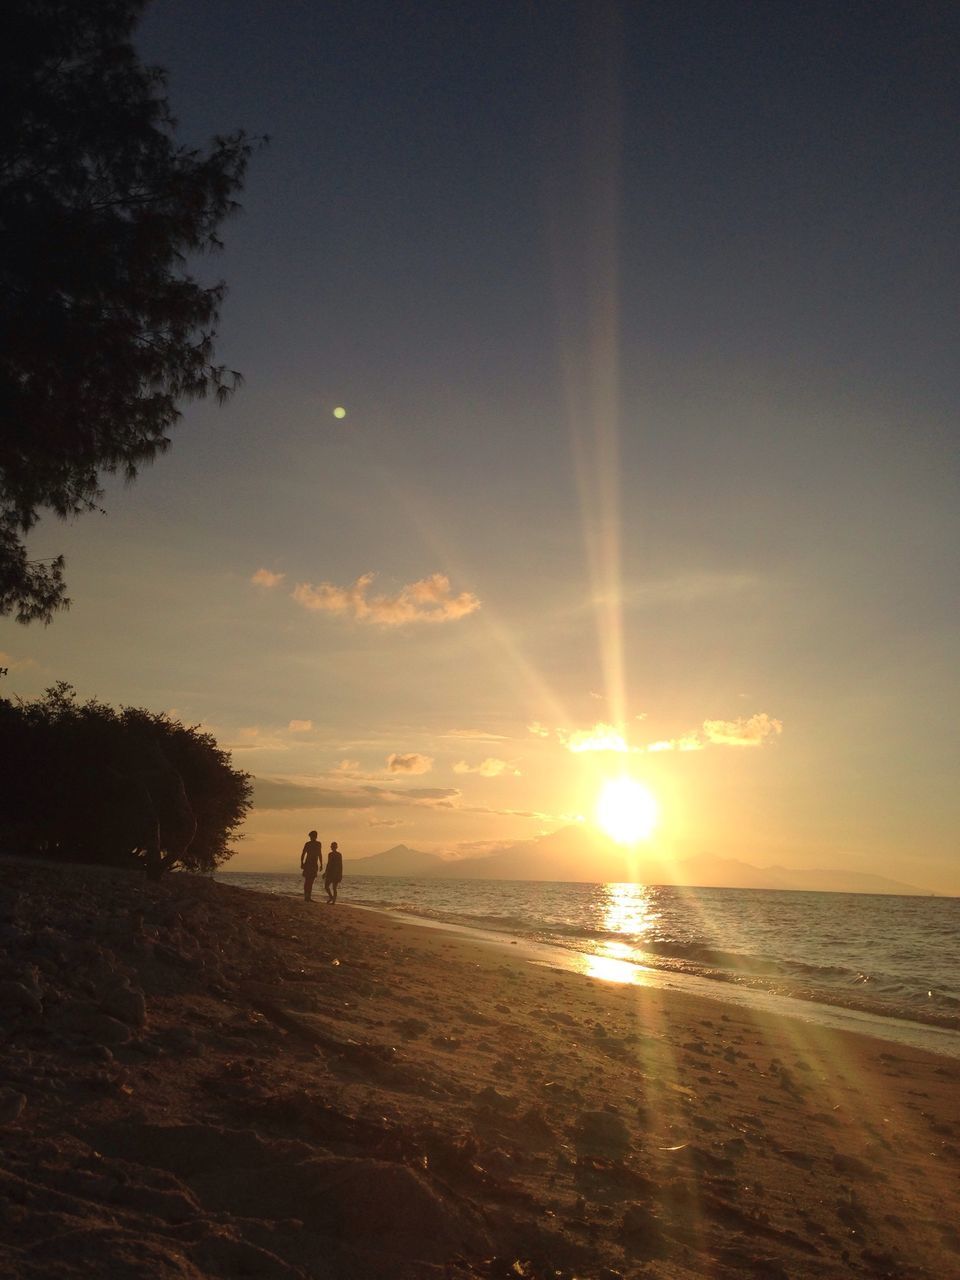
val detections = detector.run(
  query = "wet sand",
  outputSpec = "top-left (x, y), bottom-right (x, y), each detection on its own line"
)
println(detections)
top-left (1, 861), bottom-right (958, 1279)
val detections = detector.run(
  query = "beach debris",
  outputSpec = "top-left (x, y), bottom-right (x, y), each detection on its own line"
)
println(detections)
top-left (0, 1089), bottom-right (26, 1125)
top-left (573, 1109), bottom-right (631, 1156)
top-left (476, 1086), bottom-right (518, 1113)
top-left (0, 979), bottom-right (42, 1015)
top-left (620, 1200), bottom-right (664, 1250)
top-left (99, 980), bottom-right (147, 1028)
top-left (832, 1152), bottom-right (879, 1179)
top-left (431, 1034), bottom-right (462, 1050)
top-left (1, 859), bottom-right (956, 1280)
top-left (393, 1016), bottom-right (430, 1039)
top-left (515, 1106), bottom-right (557, 1149)
top-left (159, 1026), bottom-right (203, 1056)
top-left (55, 1003), bottom-right (133, 1047)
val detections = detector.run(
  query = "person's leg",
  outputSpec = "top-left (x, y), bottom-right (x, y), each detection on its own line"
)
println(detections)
top-left (304, 873), bottom-right (315, 901)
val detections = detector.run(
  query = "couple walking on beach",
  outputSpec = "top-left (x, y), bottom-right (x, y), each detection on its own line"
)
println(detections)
top-left (300, 831), bottom-right (343, 903)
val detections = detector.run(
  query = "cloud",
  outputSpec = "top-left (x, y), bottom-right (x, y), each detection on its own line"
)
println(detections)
top-left (291, 572), bottom-right (480, 626)
top-left (562, 722), bottom-right (630, 754)
top-left (531, 720), bottom-right (637, 752)
top-left (645, 734), bottom-right (706, 753)
top-left (368, 817), bottom-right (405, 828)
top-left (223, 725), bottom-right (291, 753)
top-left (531, 711), bottom-right (782, 757)
top-left (254, 779), bottom-right (376, 810)
top-left (387, 752), bottom-right (433, 775)
top-left (702, 713), bottom-right (783, 747)
top-left (253, 776), bottom-right (459, 811)
top-left (455, 804), bottom-right (571, 820)
top-left (641, 716), bottom-right (780, 752)
top-left (251, 568), bottom-right (285, 588)
top-left (443, 728), bottom-right (508, 741)
top-left (453, 757), bottom-right (519, 777)
top-left (288, 719), bottom-right (313, 732)
top-left (401, 787), bottom-right (458, 801)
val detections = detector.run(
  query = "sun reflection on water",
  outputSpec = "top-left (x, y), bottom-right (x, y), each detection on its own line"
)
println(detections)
top-left (600, 881), bottom-right (658, 939)
top-left (579, 951), bottom-right (643, 983)
top-left (574, 883), bottom-right (659, 984)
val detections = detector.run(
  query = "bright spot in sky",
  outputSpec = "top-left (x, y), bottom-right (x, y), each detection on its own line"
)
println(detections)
top-left (333, 406), bottom-right (347, 419)
top-left (595, 777), bottom-right (659, 845)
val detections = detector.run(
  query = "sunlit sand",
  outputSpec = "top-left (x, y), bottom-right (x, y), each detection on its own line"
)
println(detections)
top-left (3, 858), bottom-right (958, 1280)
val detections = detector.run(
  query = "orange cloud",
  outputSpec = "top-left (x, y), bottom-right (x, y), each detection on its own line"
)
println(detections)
top-left (291, 572), bottom-right (479, 626)
top-left (453, 758), bottom-right (519, 777)
top-left (223, 725), bottom-right (289, 753)
top-left (646, 734), bottom-right (705, 753)
top-left (251, 568), bottom-right (285, 588)
top-left (702, 712), bottom-right (783, 747)
top-left (562, 722), bottom-right (629, 754)
top-left (288, 719), bottom-right (312, 732)
top-left (253, 777), bottom-right (458, 810)
top-left (387, 752), bottom-right (434, 775)
top-left (443, 728), bottom-right (509, 741)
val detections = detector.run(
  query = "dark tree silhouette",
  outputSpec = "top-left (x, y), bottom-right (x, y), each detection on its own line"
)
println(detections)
top-left (0, 683), bottom-right (252, 875)
top-left (0, 0), bottom-right (255, 622)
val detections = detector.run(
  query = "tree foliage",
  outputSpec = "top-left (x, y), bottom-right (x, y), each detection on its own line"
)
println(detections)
top-left (0, 682), bottom-right (252, 874)
top-left (0, 0), bottom-right (254, 622)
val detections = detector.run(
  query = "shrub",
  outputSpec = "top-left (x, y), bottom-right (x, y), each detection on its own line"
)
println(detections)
top-left (0, 683), bottom-right (251, 874)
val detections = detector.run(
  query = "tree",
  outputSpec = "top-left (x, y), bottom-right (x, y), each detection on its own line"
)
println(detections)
top-left (1, 0), bottom-right (255, 622)
top-left (0, 683), bottom-right (252, 875)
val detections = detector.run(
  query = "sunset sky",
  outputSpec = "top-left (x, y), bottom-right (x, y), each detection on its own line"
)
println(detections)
top-left (2, 2), bottom-right (957, 892)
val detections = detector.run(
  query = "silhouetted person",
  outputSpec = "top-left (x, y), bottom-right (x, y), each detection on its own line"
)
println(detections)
top-left (324, 841), bottom-right (343, 903)
top-left (301, 831), bottom-right (322, 902)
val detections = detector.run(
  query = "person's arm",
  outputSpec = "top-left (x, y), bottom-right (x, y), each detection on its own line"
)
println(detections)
top-left (301, 843), bottom-right (307, 869)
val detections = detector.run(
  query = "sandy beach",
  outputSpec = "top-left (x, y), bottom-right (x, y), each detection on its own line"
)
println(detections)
top-left (1, 861), bottom-right (958, 1279)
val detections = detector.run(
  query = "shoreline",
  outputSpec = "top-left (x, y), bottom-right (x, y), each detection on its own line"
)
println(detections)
top-left (3, 861), bottom-right (959, 1279)
top-left (354, 902), bottom-right (960, 1059)
top-left (226, 875), bottom-right (960, 1057)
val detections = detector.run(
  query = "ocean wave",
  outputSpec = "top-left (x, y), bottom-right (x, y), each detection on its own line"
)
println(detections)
top-left (223, 873), bottom-right (960, 1034)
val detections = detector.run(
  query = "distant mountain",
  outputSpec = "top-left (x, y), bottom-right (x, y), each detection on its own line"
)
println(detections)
top-left (751, 864), bottom-right (924, 897)
top-left (434, 826), bottom-right (644, 883)
top-left (674, 855), bottom-right (923, 895)
top-left (350, 844), bottom-right (450, 876)
top-left (356, 828), bottom-right (925, 895)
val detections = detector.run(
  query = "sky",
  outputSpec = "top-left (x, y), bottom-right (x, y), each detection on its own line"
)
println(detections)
top-left (2, 1), bottom-right (958, 891)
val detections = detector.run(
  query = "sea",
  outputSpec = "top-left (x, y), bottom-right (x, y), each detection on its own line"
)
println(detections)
top-left (218, 873), bottom-right (960, 1058)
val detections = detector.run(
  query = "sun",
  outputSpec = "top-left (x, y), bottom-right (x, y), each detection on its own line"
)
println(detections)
top-left (595, 777), bottom-right (659, 845)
